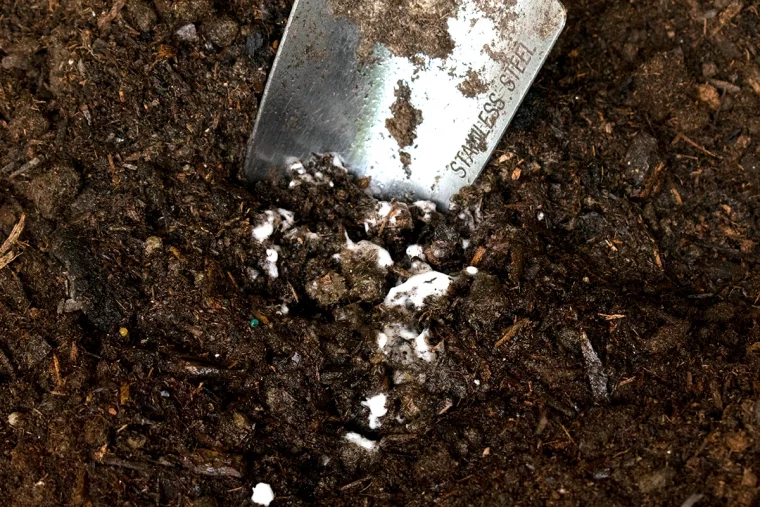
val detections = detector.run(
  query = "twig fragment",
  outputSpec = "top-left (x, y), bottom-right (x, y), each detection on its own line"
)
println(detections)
top-left (495, 318), bottom-right (531, 348)
top-left (0, 214), bottom-right (26, 270)
top-left (672, 133), bottom-right (721, 159)
top-left (9, 156), bottom-right (43, 178)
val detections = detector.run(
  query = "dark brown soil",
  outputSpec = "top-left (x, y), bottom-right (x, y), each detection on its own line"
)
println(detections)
top-left (1, 0), bottom-right (760, 506)
top-left (385, 80), bottom-right (423, 150)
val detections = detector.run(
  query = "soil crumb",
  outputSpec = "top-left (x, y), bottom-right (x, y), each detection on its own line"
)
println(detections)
top-left (386, 80), bottom-right (423, 149)
top-left (328, 0), bottom-right (460, 61)
top-left (458, 68), bottom-right (490, 97)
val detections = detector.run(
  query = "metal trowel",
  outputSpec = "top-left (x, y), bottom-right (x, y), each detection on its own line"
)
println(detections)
top-left (245, 0), bottom-right (565, 208)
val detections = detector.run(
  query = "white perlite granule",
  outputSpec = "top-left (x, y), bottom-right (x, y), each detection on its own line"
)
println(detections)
top-left (344, 431), bottom-right (377, 451)
top-left (384, 271), bottom-right (452, 309)
top-left (251, 483), bottom-right (274, 506)
top-left (361, 393), bottom-right (388, 429)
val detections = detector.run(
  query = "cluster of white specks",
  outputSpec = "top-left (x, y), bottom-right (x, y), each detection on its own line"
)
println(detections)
top-left (360, 287), bottom-right (445, 447)
top-left (465, 266), bottom-right (479, 275)
top-left (344, 431), bottom-right (377, 451)
top-left (379, 323), bottom-right (417, 343)
top-left (252, 208), bottom-right (296, 243)
top-left (262, 248), bottom-right (279, 279)
top-left (278, 208), bottom-right (295, 230)
top-left (288, 161), bottom-right (335, 188)
top-left (413, 328), bottom-right (435, 362)
top-left (252, 210), bottom-right (276, 243)
top-left (377, 324), bottom-right (437, 363)
top-left (363, 201), bottom-right (393, 232)
top-left (374, 270), bottom-right (453, 366)
top-left (361, 393), bottom-right (388, 429)
top-left (251, 483), bottom-right (275, 506)
top-left (385, 271), bottom-right (453, 310)
top-left (412, 200), bottom-right (437, 223)
top-left (348, 394), bottom-right (388, 451)
top-left (343, 232), bottom-right (394, 268)
top-left (453, 201), bottom-right (482, 232)
top-left (251, 208), bottom-right (296, 243)
top-left (250, 160), bottom-right (465, 455)
top-left (405, 244), bottom-right (426, 260)
top-left (362, 201), bottom-right (412, 233)
top-left (251, 208), bottom-right (297, 281)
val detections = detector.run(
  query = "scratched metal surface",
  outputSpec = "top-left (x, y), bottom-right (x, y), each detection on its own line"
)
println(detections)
top-left (245, 0), bottom-right (566, 208)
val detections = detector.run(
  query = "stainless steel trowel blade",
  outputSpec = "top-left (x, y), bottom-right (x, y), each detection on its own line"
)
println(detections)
top-left (245, 0), bottom-right (565, 208)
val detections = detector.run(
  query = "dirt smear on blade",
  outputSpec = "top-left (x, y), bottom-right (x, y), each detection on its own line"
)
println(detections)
top-left (385, 80), bottom-right (423, 149)
top-left (328, 0), bottom-right (460, 60)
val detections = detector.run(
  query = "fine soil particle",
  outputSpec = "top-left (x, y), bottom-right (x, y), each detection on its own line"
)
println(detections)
top-left (1, 0), bottom-right (760, 506)
top-left (473, 0), bottom-right (519, 34)
top-left (328, 0), bottom-right (459, 61)
top-left (458, 68), bottom-right (490, 97)
top-left (385, 80), bottom-right (423, 149)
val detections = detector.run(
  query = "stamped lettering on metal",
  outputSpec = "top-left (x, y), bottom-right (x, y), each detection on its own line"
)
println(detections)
top-left (246, 0), bottom-right (566, 208)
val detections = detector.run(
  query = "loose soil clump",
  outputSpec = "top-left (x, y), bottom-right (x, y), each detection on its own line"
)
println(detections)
top-left (385, 80), bottom-right (423, 149)
top-left (458, 68), bottom-right (489, 97)
top-left (1, 0), bottom-right (760, 506)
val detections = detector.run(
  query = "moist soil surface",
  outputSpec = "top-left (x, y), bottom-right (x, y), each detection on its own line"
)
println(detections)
top-left (1, 1), bottom-right (760, 506)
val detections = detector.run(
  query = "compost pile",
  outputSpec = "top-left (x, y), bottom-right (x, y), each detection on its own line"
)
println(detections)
top-left (1, 0), bottom-right (760, 505)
